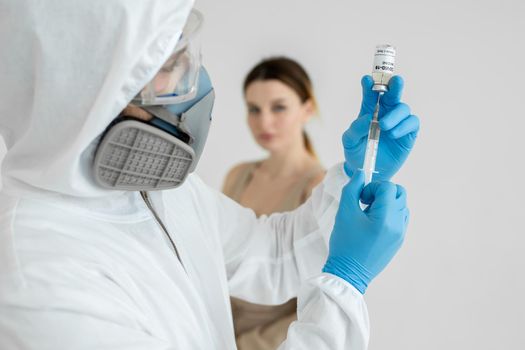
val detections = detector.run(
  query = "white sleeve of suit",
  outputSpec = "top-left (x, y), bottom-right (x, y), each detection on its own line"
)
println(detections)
top-left (277, 274), bottom-right (369, 349)
top-left (214, 163), bottom-right (370, 349)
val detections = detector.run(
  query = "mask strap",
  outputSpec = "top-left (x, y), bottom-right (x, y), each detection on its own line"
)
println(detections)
top-left (142, 105), bottom-right (180, 125)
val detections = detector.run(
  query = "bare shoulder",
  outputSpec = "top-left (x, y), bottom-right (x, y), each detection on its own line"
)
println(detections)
top-left (221, 162), bottom-right (253, 194)
top-left (303, 166), bottom-right (327, 200)
top-left (308, 169), bottom-right (326, 190)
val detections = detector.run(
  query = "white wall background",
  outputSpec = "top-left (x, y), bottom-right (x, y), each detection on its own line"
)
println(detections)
top-left (0, 0), bottom-right (522, 348)
top-left (192, 0), bottom-right (525, 348)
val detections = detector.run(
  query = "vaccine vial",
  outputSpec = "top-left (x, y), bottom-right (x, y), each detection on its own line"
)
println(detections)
top-left (372, 45), bottom-right (396, 92)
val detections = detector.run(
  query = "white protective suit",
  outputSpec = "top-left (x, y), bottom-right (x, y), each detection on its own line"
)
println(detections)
top-left (0, 0), bottom-right (369, 349)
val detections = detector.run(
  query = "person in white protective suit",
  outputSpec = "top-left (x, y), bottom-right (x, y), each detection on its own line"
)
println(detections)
top-left (0, 1), bottom-right (420, 349)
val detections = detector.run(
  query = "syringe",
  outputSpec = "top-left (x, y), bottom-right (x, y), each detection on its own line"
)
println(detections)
top-left (362, 93), bottom-right (383, 185)
top-left (361, 44), bottom-right (396, 185)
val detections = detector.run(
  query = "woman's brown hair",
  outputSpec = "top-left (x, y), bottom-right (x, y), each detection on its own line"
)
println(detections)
top-left (243, 57), bottom-right (319, 158)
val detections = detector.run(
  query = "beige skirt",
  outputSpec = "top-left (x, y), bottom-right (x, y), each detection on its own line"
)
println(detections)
top-left (231, 297), bottom-right (297, 350)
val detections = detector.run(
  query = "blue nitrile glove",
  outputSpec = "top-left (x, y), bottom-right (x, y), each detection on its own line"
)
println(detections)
top-left (323, 170), bottom-right (410, 294)
top-left (343, 75), bottom-right (420, 181)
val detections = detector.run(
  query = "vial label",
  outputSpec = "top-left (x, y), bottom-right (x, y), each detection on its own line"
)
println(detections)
top-left (372, 45), bottom-right (396, 87)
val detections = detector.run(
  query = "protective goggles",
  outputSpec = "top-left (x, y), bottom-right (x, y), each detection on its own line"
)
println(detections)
top-left (133, 9), bottom-right (203, 106)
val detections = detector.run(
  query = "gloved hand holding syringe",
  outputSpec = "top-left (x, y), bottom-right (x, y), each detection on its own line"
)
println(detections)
top-left (361, 45), bottom-right (396, 184)
top-left (342, 45), bottom-right (418, 186)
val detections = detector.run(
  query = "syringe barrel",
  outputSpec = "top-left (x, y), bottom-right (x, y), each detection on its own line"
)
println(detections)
top-left (368, 120), bottom-right (380, 141)
top-left (362, 120), bottom-right (381, 185)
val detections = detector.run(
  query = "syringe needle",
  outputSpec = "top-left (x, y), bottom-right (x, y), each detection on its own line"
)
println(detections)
top-left (362, 43), bottom-right (395, 186)
top-left (362, 93), bottom-right (383, 185)
top-left (373, 93), bottom-right (381, 121)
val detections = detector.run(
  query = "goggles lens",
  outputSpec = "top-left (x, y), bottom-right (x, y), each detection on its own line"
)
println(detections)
top-left (134, 10), bottom-right (203, 106)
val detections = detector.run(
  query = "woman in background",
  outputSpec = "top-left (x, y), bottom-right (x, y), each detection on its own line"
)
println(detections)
top-left (222, 57), bottom-right (326, 350)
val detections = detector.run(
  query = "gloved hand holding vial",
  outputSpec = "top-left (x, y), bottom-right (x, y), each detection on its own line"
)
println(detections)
top-left (342, 46), bottom-right (420, 183)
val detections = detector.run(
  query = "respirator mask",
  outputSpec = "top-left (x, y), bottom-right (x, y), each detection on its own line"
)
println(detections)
top-left (93, 10), bottom-right (214, 191)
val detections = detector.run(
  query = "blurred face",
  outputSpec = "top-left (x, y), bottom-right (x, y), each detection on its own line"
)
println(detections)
top-left (245, 80), bottom-right (314, 153)
top-left (119, 104), bottom-right (153, 121)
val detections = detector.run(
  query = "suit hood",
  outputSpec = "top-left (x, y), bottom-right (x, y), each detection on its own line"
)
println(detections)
top-left (0, 0), bottom-right (195, 198)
